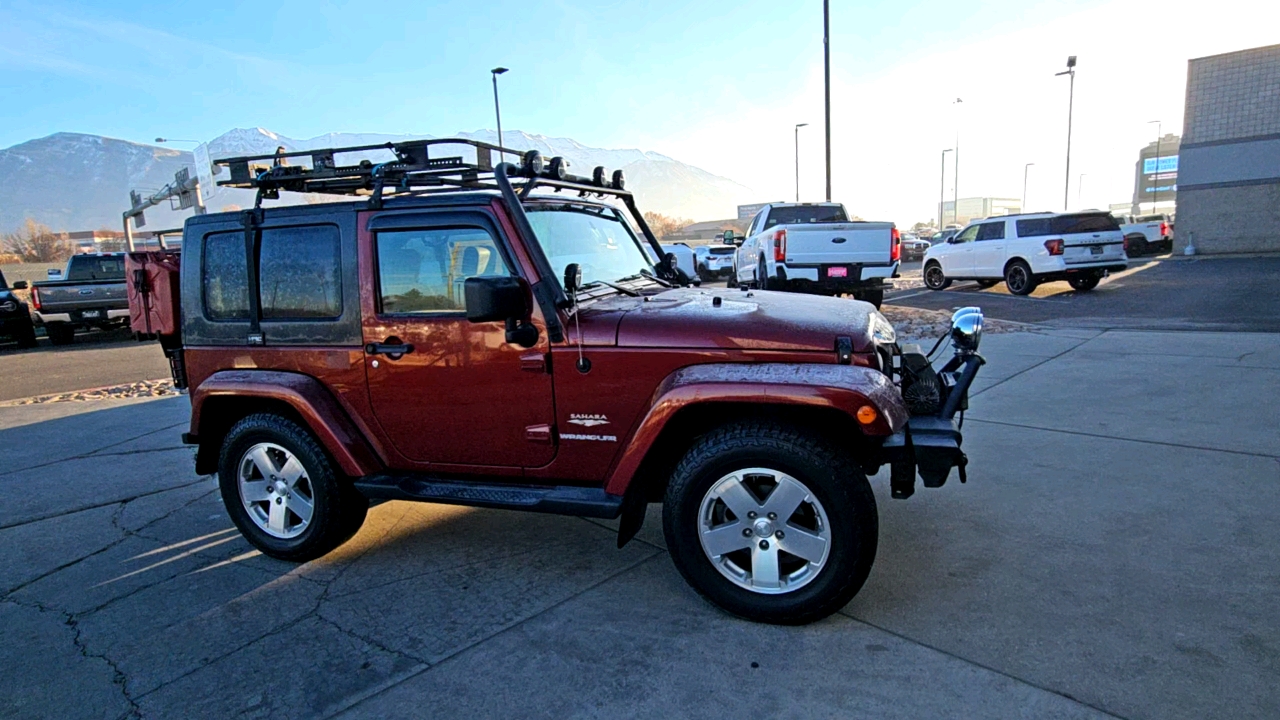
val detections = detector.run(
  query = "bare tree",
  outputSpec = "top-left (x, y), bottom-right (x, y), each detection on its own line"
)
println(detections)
top-left (1, 219), bottom-right (75, 263)
top-left (642, 212), bottom-right (693, 240)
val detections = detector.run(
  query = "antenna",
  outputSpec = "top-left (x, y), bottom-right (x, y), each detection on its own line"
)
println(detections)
top-left (564, 263), bottom-right (590, 373)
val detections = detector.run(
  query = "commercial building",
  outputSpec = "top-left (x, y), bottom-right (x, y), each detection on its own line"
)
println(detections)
top-left (1176, 43), bottom-right (1280, 254)
top-left (938, 197), bottom-right (1021, 226)
top-left (1131, 134), bottom-right (1181, 216)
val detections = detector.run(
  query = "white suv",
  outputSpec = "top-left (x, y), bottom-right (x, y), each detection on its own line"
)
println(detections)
top-left (922, 211), bottom-right (1127, 295)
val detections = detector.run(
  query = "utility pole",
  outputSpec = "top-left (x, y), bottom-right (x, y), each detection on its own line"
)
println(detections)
top-left (953, 98), bottom-right (962, 224)
top-left (1023, 162), bottom-right (1035, 212)
top-left (823, 0), bottom-right (832, 202)
top-left (1056, 56), bottom-right (1077, 211)
top-left (795, 123), bottom-right (809, 202)
top-left (1148, 119), bottom-right (1162, 214)
top-left (491, 67), bottom-right (509, 160)
top-left (940, 149), bottom-right (953, 229)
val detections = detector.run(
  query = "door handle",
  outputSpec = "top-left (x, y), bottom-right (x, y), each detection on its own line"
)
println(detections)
top-left (365, 339), bottom-right (415, 359)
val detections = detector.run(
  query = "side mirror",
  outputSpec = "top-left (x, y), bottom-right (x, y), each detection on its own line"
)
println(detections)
top-left (563, 263), bottom-right (582, 294)
top-left (11, 281), bottom-right (28, 290)
top-left (464, 276), bottom-right (539, 348)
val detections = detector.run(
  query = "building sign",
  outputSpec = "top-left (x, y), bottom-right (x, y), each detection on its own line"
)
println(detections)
top-left (1136, 152), bottom-right (1179, 204)
top-left (1142, 156), bottom-right (1179, 175)
top-left (737, 202), bottom-right (778, 221)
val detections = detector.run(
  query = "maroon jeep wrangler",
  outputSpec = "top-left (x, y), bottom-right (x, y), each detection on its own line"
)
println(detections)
top-left (130, 139), bottom-right (986, 624)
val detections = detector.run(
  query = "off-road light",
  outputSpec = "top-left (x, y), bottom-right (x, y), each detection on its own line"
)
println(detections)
top-left (856, 405), bottom-right (879, 425)
top-left (611, 169), bottom-right (626, 190)
top-left (522, 150), bottom-right (544, 177)
top-left (548, 156), bottom-right (568, 180)
top-left (592, 166), bottom-right (607, 186)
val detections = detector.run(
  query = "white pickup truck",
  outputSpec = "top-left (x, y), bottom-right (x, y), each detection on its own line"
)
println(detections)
top-left (1114, 213), bottom-right (1174, 256)
top-left (728, 202), bottom-right (899, 307)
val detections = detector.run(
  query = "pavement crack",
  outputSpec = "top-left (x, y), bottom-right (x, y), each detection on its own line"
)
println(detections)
top-left (965, 417), bottom-right (1280, 459)
top-left (838, 610), bottom-right (1129, 720)
top-left (969, 331), bottom-right (1100, 399)
top-left (315, 612), bottom-right (431, 666)
top-left (0, 422), bottom-right (188, 478)
top-left (0, 477), bottom-right (211, 532)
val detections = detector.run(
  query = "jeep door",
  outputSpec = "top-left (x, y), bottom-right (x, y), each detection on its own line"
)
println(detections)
top-left (360, 210), bottom-right (556, 469)
top-left (970, 220), bottom-right (1009, 277)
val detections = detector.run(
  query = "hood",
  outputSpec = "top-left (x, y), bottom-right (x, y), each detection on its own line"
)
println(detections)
top-left (572, 287), bottom-right (881, 353)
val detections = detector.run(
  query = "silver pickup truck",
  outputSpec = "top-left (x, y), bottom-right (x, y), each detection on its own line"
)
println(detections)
top-left (31, 253), bottom-right (129, 345)
top-left (728, 202), bottom-right (899, 308)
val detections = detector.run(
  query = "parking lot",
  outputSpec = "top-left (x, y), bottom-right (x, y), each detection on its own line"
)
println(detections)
top-left (2, 256), bottom-right (1278, 719)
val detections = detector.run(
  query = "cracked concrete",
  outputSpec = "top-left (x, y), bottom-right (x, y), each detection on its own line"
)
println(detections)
top-left (2, 329), bottom-right (1278, 719)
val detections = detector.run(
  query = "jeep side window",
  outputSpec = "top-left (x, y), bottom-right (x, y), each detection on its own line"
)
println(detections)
top-left (259, 225), bottom-right (343, 319)
top-left (977, 222), bottom-right (1005, 241)
top-left (203, 231), bottom-right (251, 320)
top-left (953, 225), bottom-right (979, 243)
top-left (375, 227), bottom-right (510, 314)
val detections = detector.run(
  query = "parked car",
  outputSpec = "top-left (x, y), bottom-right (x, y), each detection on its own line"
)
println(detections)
top-left (694, 244), bottom-right (736, 281)
top-left (30, 253), bottom-right (129, 344)
top-left (922, 211), bottom-right (1127, 295)
top-left (730, 202), bottom-right (899, 308)
top-left (1114, 213), bottom-right (1174, 256)
top-left (0, 269), bottom-right (37, 348)
top-left (901, 235), bottom-right (930, 261)
top-left (128, 138), bottom-right (989, 625)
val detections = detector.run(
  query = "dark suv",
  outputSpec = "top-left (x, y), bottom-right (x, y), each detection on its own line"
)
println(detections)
top-left (0, 269), bottom-right (37, 348)
top-left (129, 139), bottom-right (988, 624)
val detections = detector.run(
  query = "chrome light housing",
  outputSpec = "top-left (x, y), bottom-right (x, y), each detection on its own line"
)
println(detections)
top-left (870, 312), bottom-right (896, 345)
top-left (950, 307), bottom-right (983, 352)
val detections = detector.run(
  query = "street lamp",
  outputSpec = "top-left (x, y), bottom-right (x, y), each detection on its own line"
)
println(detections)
top-left (1055, 55), bottom-right (1077, 211)
top-left (823, 0), bottom-right (832, 201)
top-left (939, 149), bottom-right (953, 229)
top-left (1148, 119), bottom-right (1162, 213)
top-left (1023, 163), bottom-right (1035, 212)
top-left (953, 98), bottom-right (963, 223)
top-left (491, 67), bottom-right (509, 160)
top-left (794, 123), bottom-right (809, 202)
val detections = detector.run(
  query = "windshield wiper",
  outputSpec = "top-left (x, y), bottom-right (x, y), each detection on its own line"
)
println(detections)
top-left (581, 279), bottom-right (642, 297)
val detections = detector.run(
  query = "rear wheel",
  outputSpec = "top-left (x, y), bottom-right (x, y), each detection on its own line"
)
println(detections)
top-left (663, 420), bottom-right (878, 625)
top-left (1068, 273), bottom-right (1102, 291)
top-left (46, 323), bottom-right (75, 345)
top-left (1004, 260), bottom-right (1037, 296)
top-left (756, 257), bottom-right (770, 290)
top-left (923, 262), bottom-right (951, 291)
top-left (218, 413), bottom-right (368, 562)
top-left (855, 287), bottom-right (884, 309)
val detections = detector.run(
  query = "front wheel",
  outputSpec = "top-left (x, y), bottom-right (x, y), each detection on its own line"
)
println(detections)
top-left (218, 413), bottom-right (368, 562)
top-left (923, 262), bottom-right (951, 291)
top-left (663, 420), bottom-right (878, 625)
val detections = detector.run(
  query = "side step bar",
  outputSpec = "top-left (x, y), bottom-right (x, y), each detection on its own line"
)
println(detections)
top-left (353, 475), bottom-right (624, 519)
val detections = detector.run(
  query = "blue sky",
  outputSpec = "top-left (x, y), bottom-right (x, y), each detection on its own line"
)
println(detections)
top-left (0, 0), bottom-right (1271, 222)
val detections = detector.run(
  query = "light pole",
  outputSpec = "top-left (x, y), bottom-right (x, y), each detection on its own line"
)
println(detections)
top-left (939, 149), bottom-right (953, 229)
top-left (1055, 56), bottom-right (1077, 211)
top-left (794, 123), bottom-right (809, 202)
top-left (1148, 119), bottom-right (1162, 213)
top-left (491, 67), bottom-right (509, 160)
top-left (953, 98), bottom-right (963, 224)
top-left (823, 0), bottom-right (832, 201)
top-left (1023, 162), bottom-right (1035, 211)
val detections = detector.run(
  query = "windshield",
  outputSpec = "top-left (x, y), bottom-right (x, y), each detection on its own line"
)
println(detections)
top-left (524, 204), bottom-right (656, 288)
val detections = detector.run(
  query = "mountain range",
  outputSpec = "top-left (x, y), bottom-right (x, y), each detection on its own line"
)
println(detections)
top-left (0, 128), bottom-right (756, 233)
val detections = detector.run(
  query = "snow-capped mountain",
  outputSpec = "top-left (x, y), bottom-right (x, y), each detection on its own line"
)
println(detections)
top-left (0, 128), bottom-right (754, 233)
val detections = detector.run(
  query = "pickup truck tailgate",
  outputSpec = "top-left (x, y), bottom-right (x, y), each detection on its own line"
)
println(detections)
top-left (783, 223), bottom-right (894, 266)
top-left (35, 284), bottom-right (128, 312)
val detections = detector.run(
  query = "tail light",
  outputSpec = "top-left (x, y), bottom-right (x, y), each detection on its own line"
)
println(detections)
top-left (1159, 222), bottom-right (1169, 237)
top-left (773, 229), bottom-right (787, 262)
top-left (891, 227), bottom-right (901, 262)
top-left (31, 287), bottom-right (41, 311)
top-left (1044, 239), bottom-right (1064, 256)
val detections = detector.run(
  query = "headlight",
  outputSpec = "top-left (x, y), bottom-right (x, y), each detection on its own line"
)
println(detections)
top-left (870, 312), bottom-right (896, 344)
top-left (950, 307), bottom-right (983, 352)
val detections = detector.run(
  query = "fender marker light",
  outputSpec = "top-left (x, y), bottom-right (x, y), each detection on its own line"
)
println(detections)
top-left (856, 405), bottom-right (878, 425)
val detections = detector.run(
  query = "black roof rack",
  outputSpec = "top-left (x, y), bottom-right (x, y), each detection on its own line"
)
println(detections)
top-left (214, 138), bottom-right (632, 210)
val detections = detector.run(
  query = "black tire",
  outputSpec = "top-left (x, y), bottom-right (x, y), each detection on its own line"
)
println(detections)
top-left (856, 287), bottom-right (884, 309)
top-left (976, 279), bottom-right (999, 289)
top-left (1125, 234), bottom-right (1147, 257)
top-left (46, 323), bottom-right (75, 345)
top-left (663, 420), bottom-right (878, 625)
top-left (923, 262), bottom-right (951, 291)
top-left (727, 270), bottom-right (738, 288)
top-left (1068, 273), bottom-right (1102, 292)
top-left (756, 257), bottom-right (769, 290)
top-left (15, 318), bottom-right (38, 348)
top-left (1004, 260), bottom-right (1037, 296)
top-left (218, 413), bottom-right (368, 562)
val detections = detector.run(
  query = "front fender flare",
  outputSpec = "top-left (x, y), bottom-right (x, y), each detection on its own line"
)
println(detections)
top-left (189, 370), bottom-right (383, 477)
top-left (604, 363), bottom-right (907, 497)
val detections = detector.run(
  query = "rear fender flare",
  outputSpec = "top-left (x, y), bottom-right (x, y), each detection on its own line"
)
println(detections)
top-left (189, 370), bottom-right (382, 477)
top-left (604, 363), bottom-right (907, 497)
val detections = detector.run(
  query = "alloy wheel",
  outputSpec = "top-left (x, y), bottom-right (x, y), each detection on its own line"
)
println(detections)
top-left (925, 265), bottom-right (946, 289)
top-left (697, 467), bottom-right (832, 595)
top-left (1007, 266), bottom-right (1029, 293)
top-left (238, 442), bottom-right (315, 539)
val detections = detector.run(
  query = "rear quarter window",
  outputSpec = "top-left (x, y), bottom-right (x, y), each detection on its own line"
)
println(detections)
top-left (1017, 214), bottom-right (1119, 237)
top-left (258, 225), bottom-right (342, 319)
top-left (203, 232), bottom-right (250, 320)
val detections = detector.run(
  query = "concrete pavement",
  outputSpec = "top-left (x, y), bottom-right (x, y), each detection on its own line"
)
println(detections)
top-left (1, 328), bottom-right (1277, 719)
